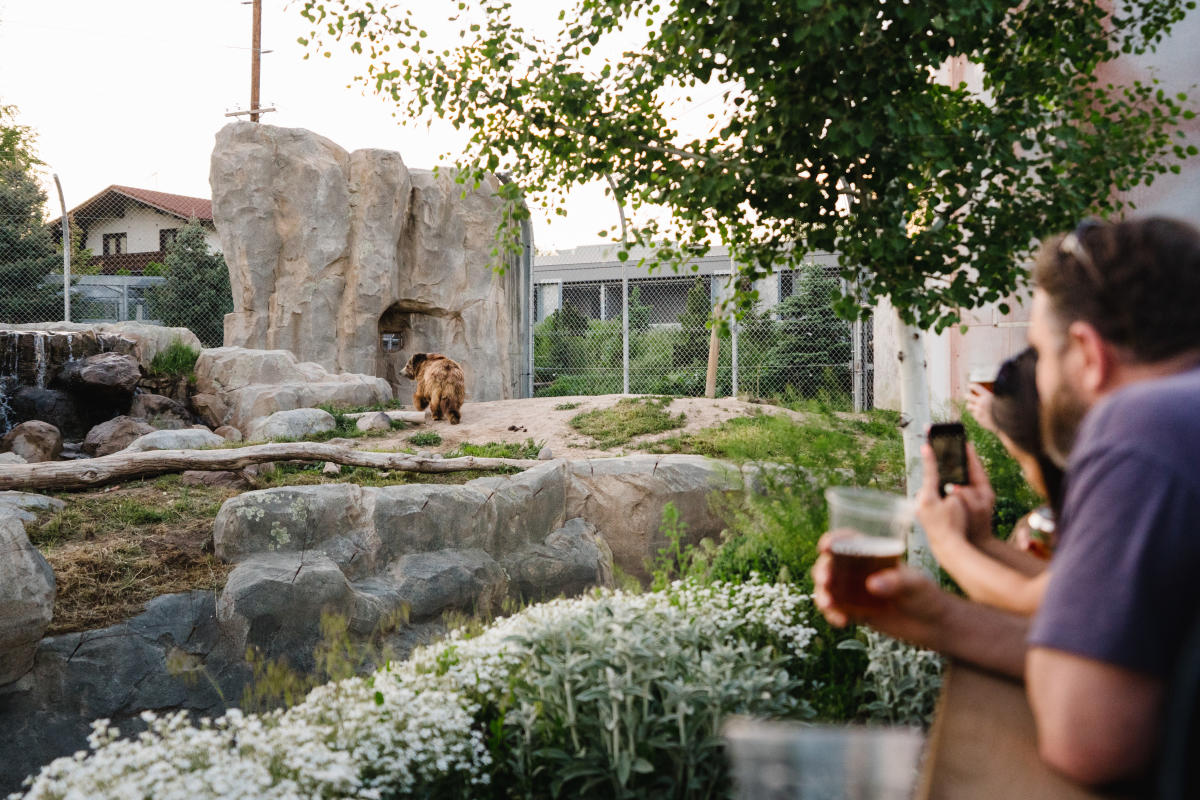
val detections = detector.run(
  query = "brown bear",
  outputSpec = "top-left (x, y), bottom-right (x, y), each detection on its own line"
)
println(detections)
top-left (402, 353), bottom-right (465, 424)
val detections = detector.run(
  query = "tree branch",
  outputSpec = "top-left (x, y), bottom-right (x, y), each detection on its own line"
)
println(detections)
top-left (0, 443), bottom-right (538, 492)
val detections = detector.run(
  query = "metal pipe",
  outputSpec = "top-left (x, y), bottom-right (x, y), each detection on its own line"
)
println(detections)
top-left (53, 174), bottom-right (70, 322)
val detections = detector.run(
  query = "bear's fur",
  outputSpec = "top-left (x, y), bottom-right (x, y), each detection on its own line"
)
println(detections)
top-left (402, 353), bottom-right (465, 424)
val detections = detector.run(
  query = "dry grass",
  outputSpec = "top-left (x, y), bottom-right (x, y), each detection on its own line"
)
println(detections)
top-left (30, 467), bottom-right (500, 634)
top-left (33, 482), bottom-right (239, 635)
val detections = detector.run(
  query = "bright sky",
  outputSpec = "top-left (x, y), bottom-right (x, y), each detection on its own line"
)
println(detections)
top-left (0, 0), bottom-right (632, 251)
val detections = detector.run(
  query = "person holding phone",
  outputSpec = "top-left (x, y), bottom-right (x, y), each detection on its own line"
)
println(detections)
top-left (968, 348), bottom-right (1066, 557)
top-left (922, 350), bottom-right (1066, 616)
top-left (813, 217), bottom-right (1200, 787)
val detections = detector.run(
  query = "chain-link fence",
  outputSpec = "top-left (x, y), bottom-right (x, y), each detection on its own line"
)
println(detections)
top-left (0, 174), bottom-right (230, 347)
top-left (532, 262), bottom-right (873, 409)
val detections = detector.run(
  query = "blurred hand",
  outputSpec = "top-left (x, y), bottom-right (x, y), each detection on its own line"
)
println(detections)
top-left (966, 384), bottom-right (997, 434)
top-left (955, 444), bottom-right (996, 543)
top-left (915, 442), bottom-right (971, 563)
top-left (812, 531), bottom-right (950, 650)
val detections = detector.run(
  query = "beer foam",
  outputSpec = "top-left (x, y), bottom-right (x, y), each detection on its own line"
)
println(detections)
top-left (830, 536), bottom-right (905, 558)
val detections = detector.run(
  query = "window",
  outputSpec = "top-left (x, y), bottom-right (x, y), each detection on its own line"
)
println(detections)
top-left (159, 228), bottom-right (179, 251)
top-left (102, 233), bottom-right (127, 255)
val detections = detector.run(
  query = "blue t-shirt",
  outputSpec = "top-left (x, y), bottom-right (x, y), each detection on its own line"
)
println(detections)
top-left (1028, 366), bottom-right (1200, 679)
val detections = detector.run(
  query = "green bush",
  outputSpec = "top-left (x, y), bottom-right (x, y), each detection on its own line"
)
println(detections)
top-left (147, 221), bottom-right (232, 347)
top-left (408, 431), bottom-right (443, 447)
top-left (148, 338), bottom-right (200, 379)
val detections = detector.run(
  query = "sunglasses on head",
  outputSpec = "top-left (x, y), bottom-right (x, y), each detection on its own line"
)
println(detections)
top-left (1058, 218), bottom-right (1106, 286)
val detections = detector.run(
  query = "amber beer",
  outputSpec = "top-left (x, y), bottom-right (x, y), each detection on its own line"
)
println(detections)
top-left (825, 487), bottom-right (912, 612)
top-left (968, 365), bottom-right (998, 393)
top-left (829, 534), bottom-right (906, 611)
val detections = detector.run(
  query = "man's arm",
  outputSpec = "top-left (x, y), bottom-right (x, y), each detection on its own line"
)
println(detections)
top-left (812, 540), bottom-right (1030, 679)
top-left (1027, 647), bottom-right (1164, 786)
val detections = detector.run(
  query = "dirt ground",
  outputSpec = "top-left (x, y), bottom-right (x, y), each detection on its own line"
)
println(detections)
top-left (369, 394), bottom-right (806, 458)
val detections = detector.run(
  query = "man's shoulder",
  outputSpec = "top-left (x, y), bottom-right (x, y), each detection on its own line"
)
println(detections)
top-left (1075, 366), bottom-right (1200, 464)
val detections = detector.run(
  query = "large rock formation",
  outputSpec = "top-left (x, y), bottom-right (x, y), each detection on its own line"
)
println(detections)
top-left (194, 346), bottom-right (392, 431)
top-left (210, 122), bottom-right (526, 404)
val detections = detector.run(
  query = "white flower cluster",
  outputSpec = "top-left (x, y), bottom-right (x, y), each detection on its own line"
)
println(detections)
top-left (14, 580), bottom-right (815, 800)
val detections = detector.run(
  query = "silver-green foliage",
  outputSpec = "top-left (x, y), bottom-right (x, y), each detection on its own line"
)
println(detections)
top-left (496, 586), bottom-right (814, 798)
top-left (839, 630), bottom-right (944, 727)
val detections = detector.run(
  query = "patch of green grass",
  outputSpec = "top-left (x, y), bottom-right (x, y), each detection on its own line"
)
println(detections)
top-left (149, 338), bottom-right (200, 380)
top-left (554, 401), bottom-right (581, 411)
top-left (408, 431), bottom-right (443, 447)
top-left (255, 462), bottom-right (502, 487)
top-left (33, 486), bottom-right (231, 549)
top-left (645, 408), bottom-right (904, 491)
top-left (568, 396), bottom-right (686, 449)
top-left (447, 438), bottom-right (544, 460)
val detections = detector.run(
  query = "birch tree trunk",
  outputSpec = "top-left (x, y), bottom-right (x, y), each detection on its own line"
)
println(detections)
top-left (896, 308), bottom-right (933, 571)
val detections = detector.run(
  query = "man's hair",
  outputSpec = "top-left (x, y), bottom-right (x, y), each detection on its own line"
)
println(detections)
top-left (1033, 217), bottom-right (1200, 362)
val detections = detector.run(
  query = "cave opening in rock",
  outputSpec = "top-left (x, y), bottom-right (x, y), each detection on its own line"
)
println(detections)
top-left (377, 304), bottom-right (418, 396)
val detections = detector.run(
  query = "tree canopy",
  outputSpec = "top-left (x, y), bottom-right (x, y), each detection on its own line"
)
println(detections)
top-left (147, 221), bottom-right (233, 347)
top-left (300, 0), bottom-right (1196, 330)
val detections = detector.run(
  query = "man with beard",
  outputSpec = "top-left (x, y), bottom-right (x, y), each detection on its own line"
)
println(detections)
top-left (812, 216), bottom-right (1200, 788)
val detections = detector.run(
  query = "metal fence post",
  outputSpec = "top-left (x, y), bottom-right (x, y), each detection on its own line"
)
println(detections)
top-left (622, 265), bottom-right (630, 395)
top-left (731, 314), bottom-right (739, 397)
top-left (53, 174), bottom-right (70, 323)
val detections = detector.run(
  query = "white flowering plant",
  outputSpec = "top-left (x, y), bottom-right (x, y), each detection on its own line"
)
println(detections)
top-left (15, 579), bottom-right (818, 800)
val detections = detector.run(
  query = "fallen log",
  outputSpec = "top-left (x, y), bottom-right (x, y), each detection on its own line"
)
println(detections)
top-left (342, 409), bottom-right (432, 424)
top-left (0, 443), bottom-right (540, 492)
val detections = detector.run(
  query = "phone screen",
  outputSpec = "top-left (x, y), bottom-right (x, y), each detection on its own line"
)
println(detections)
top-left (928, 423), bottom-right (968, 497)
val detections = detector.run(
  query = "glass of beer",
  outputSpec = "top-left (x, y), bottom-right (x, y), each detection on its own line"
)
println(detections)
top-left (968, 364), bottom-right (998, 392)
top-left (825, 487), bottom-right (912, 613)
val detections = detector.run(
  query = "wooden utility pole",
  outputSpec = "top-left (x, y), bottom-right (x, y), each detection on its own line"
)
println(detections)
top-left (250, 0), bottom-right (262, 122)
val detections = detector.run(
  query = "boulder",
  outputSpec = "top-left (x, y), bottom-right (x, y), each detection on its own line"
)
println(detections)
top-left (467, 460), bottom-right (566, 554)
top-left (55, 352), bottom-right (141, 397)
top-left (83, 416), bottom-right (156, 457)
top-left (355, 411), bottom-right (392, 432)
top-left (10, 387), bottom-right (89, 440)
top-left (1, 421), bottom-right (62, 463)
top-left (501, 518), bottom-right (613, 603)
top-left (5, 322), bottom-right (201, 371)
top-left (244, 407), bottom-right (337, 442)
top-left (216, 552), bottom-right (356, 670)
top-left (213, 484), bottom-right (381, 578)
top-left (122, 428), bottom-right (226, 452)
top-left (321, 461), bottom-right (342, 476)
top-left (194, 346), bottom-right (392, 431)
top-left (214, 425), bottom-right (243, 442)
top-left (0, 491), bottom-right (66, 526)
top-left (190, 392), bottom-right (230, 429)
top-left (0, 515), bottom-right (56, 685)
top-left (130, 393), bottom-right (192, 429)
top-left (210, 122), bottom-right (522, 403)
top-left (538, 445), bottom-right (554, 460)
top-left (564, 455), bottom-right (742, 581)
top-left (372, 483), bottom-right (496, 559)
top-left (389, 549), bottom-right (508, 620)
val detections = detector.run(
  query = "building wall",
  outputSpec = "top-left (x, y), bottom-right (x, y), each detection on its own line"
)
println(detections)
top-left (84, 203), bottom-right (222, 255)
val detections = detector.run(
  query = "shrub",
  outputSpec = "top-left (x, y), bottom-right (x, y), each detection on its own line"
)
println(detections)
top-left (19, 582), bottom-right (819, 800)
top-left (408, 431), bottom-right (443, 447)
top-left (146, 221), bottom-right (233, 347)
top-left (148, 338), bottom-right (200, 379)
top-left (838, 630), bottom-right (944, 726)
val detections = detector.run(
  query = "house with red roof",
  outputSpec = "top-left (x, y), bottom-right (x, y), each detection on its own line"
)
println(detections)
top-left (52, 185), bottom-right (220, 275)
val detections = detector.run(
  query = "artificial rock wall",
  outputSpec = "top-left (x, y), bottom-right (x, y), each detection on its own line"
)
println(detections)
top-left (209, 123), bottom-right (524, 403)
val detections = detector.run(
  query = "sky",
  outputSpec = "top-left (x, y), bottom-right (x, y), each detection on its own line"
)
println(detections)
top-left (0, 0), bottom-right (635, 252)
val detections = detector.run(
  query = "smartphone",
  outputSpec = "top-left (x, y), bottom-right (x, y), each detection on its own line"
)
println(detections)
top-left (928, 422), bottom-right (968, 497)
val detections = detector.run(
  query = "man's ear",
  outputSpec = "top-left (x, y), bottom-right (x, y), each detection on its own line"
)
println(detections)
top-left (1066, 320), bottom-right (1116, 396)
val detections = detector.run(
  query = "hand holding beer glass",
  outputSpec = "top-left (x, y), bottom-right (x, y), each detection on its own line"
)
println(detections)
top-left (824, 487), bottom-right (913, 614)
